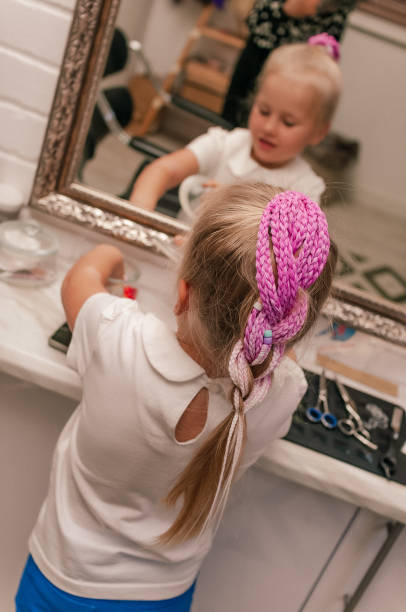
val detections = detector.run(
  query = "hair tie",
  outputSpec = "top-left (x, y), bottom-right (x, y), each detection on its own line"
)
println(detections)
top-left (308, 33), bottom-right (340, 62)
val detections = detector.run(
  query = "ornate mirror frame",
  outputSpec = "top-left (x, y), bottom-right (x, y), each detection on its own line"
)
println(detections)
top-left (30, 0), bottom-right (406, 346)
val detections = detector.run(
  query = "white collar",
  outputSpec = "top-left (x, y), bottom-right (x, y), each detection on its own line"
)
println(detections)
top-left (227, 130), bottom-right (259, 177)
top-left (142, 313), bottom-right (205, 382)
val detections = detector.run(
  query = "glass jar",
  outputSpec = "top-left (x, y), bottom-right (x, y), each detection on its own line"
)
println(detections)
top-left (0, 220), bottom-right (59, 286)
top-left (106, 264), bottom-right (140, 299)
top-left (0, 183), bottom-right (24, 221)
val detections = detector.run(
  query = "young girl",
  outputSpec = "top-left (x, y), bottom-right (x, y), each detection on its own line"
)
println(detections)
top-left (16, 183), bottom-right (337, 611)
top-left (222, 0), bottom-right (356, 125)
top-left (130, 34), bottom-right (342, 211)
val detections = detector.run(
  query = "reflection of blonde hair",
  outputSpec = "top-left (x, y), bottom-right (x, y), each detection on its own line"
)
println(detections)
top-left (259, 43), bottom-right (342, 124)
top-left (160, 182), bottom-right (338, 545)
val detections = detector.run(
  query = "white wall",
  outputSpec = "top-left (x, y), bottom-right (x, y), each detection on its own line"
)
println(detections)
top-left (0, 0), bottom-right (75, 203)
top-left (334, 11), bottom-right (406, 215)
top-left (0, 2), bottom-right (405, 212)
top-left (116, 0), bottom-right (152, 42)
top-left (141, 0), bottom-right (239, 79)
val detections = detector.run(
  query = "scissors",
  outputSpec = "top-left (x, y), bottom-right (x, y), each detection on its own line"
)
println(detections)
top-left (379, 406), bottom-right (404, 479)
top-left (306, 369), bottom-right (337, 429)
top-left (334, 377), bottom-right (378, 451)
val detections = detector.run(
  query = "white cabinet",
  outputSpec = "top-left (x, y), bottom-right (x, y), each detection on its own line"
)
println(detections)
top-left (193, 466), bottom-right (406, 612)
top-left (1, 369), bottom-right (405, 612)
top-left (0, 371), bottom-right (75, 610)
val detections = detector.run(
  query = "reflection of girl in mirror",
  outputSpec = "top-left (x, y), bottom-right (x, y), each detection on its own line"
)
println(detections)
top-left (16, 184), bottom-right (337, 612)
top-left (223, 0), bottom-right (357, 126)
top-left (130, 35), bottom-right (342, 211)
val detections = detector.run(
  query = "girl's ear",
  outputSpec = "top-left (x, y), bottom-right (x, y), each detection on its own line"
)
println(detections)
top-left (174, 279), bottom-right (190, 316)
top-left (310, 122), bottom-right (330, 146)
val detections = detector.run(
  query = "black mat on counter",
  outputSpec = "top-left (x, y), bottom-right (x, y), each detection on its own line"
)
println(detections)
top-left (284, 371), bottom-right (406, 485)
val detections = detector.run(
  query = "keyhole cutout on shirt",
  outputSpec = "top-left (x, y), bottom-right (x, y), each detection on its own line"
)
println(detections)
top-left (175, 387), bottom-right (209, 442)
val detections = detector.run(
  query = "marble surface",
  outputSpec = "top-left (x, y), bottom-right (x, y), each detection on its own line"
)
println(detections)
top-left (1, 209), bottom-right (406, 524)
top-left (0, 209), bottom-right (178, 400)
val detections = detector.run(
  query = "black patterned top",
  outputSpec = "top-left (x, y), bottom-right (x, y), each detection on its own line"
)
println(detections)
top-left (247, 0), bottom-right (358, 49)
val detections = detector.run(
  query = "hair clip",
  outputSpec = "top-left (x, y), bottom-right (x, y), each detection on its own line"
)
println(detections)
top-left (308, 33), bottom-right (340, 62)
top-left (263, 329), bottom-right (273, 345)
top-left (253, 300), bottom-right (262, 311)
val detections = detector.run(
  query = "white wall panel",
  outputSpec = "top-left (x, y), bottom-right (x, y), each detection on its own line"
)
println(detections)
top-left (0, 0), bottom-right (74, 196)
top-left (0, 0), bottom-right (73, 65)
top-left (0, 48), bottom-right (59, 115)
top-left (0, 151), bottom-right (37, 202)
top-left (0, 101), bottom-right (47, 161)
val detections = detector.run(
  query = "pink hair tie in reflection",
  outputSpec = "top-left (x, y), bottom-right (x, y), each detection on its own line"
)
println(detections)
top-left (308, 33), bottom-right (340, 61)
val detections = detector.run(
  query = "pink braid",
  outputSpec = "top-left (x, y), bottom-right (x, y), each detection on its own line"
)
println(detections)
top-left (252, 191), bottom-right (330, 355)
top-left (204, 191), bottom-right (330, 532)
top-left (232, 191), bottom-right (330, 423)
top-left (308, 33), bottom-right (341, 62)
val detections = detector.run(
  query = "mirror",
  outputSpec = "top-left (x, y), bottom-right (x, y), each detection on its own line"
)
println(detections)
top-left (30, 0), bottom-right (406, 346)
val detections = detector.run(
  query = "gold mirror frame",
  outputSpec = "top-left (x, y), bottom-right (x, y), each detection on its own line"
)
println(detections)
top-left (30, 0), bottom-right (406, 347)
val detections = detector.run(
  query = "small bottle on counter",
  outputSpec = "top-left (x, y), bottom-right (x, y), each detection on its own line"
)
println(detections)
top-left (107, 265), bottom-right (140, 300)
top-left (0, 183), bottom-right (24, 221)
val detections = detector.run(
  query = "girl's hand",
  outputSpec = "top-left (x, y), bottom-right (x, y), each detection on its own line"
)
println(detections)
top-left (174, 234), bottom-right (185, 247)
top-left (202, 179), bottom-right (221, 189)
top-left (62, 244), bottom-right (125, 330)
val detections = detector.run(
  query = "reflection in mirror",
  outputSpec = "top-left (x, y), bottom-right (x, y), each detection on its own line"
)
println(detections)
top-left (81, 2), bottom-right (235, 217)
top-left (30, 0), bottom-right (406, 345)
top-left (79, 0), bottom-right (406, 314)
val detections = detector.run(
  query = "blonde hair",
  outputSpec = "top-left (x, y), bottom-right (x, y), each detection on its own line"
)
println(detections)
top-left (259, 42), bottom-right (342, 124)
top-left (160, 183), bottom-right (337, 545)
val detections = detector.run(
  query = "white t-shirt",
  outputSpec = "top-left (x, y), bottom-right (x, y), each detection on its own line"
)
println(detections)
top-left (29, 293), bottom-right (307, 600)
top-left (187, 127), bottom-right (325, 203)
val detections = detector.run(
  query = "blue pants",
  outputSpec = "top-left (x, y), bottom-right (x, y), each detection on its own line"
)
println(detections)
top-left (15, 555), bottom-right (196, 611)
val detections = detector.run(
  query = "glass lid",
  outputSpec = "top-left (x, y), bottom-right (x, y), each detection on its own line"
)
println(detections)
top-left (0, 220), bottom-right (59, 257)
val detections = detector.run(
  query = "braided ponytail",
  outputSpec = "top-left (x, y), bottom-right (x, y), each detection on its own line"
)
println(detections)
top-left (159, 184), bottom-right (336, 545)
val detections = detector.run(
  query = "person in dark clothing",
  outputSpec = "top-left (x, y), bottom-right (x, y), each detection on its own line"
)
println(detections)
top-left (222, 0), bottom-right (357, 126)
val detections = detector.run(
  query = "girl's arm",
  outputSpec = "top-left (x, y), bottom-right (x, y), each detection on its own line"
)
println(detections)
top-left (129, 148), bottom-right (199, 211)
top-left (61, 244), bottom-right (124, 330)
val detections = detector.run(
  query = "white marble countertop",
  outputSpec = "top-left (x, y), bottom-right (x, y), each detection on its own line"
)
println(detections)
top-left (2, 210), bottom-right (406, 524)
top-left (0, 209), bottom-right (178, 400)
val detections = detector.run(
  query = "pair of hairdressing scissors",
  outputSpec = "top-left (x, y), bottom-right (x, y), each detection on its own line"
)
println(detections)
top-left (379, 406), bottom-right (404, 479)
top-left (334, 377), bottom-right (378, 451)
top-left (306, 369), bottom-right (337, 429)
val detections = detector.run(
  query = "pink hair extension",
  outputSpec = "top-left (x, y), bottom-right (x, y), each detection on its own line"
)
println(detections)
top-left (243, 191), bottom-right (329, 368)
top-left (202, 191), bottom-right (330, 533)
top-left (308, 32), bottom-right (340, 62)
